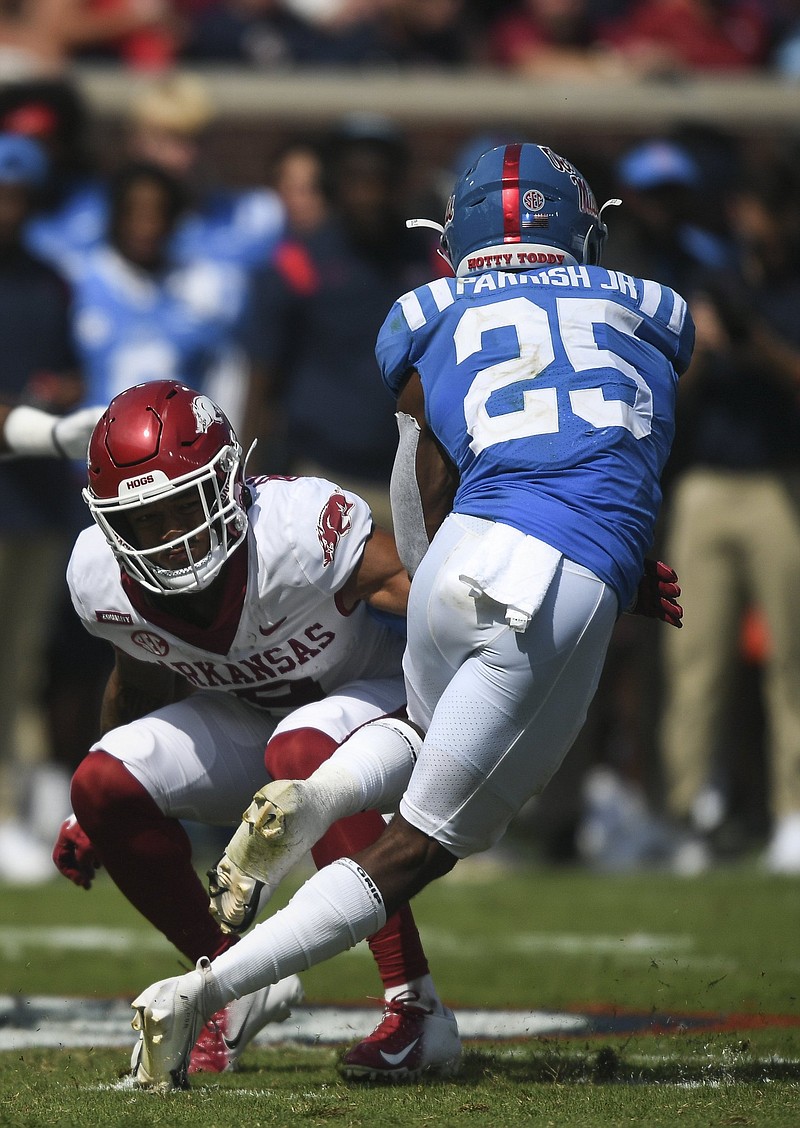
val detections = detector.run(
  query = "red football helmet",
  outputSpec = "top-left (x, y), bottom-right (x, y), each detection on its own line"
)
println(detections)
top-left (84, 380), bottom-right (249, 595)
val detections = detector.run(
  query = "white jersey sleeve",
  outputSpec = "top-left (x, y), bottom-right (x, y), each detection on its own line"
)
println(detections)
top-left (67, 524), bottom-right (134, 638)
top-left (248, 476), bottom-right (374, 598)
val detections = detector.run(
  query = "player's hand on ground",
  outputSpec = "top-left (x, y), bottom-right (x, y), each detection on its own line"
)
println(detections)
top-left (52, 815), bottom-right (101, 889)
top-left (628, 557), bottom-right (683, 628)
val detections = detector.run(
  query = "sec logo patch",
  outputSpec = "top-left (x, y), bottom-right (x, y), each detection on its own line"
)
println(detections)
top-left (522, 189), bottom-right (545, 211)
top-left (131, 630), bottom-right (169, 657)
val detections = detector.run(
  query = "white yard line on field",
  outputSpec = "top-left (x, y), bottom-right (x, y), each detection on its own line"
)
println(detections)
top-left (2, 994), bottom-right (797, 1053)
top-left (0, 924), bottom-right (702, 959)
top-left (0, 926), bottom-right (171, 957)
top-left (0, 998), bottom-right (588, 1050)
top-left (0, 924), bottom-right (740, 978)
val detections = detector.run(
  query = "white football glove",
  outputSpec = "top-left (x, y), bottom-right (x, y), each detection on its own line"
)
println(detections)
top-left (3, 403), bottom-right (105, 459)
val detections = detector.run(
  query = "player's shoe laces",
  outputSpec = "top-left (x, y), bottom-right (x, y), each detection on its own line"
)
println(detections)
top-left (131, 956), bottom-right (303, 1089)
top-left (338, 991), bottom-right (461, 1083)
top-left (208, 780), bottom-right (329, 934)
top-left (188, 973), bottom-right (305, 1074)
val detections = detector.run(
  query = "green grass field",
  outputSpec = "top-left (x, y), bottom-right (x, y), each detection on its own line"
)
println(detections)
top-left (2, 854), bottom-right (799, 1126)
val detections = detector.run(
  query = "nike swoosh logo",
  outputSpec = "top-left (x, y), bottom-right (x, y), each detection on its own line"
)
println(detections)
top-left (259, 618), bottom-right (287, 636)
top-left (221, 1012), bottom-right (246, 1052)
top-left (379, 1038), bottom-right (420, 1066)
top-left (222, 1029), bottom-right (244, 1051)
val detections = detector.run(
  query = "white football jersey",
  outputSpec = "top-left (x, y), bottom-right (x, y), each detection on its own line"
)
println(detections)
top-left (68, 476), bottom-right (405, 715)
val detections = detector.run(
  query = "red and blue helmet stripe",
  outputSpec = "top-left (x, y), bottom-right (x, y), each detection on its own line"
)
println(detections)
top-left (501, 142), bottom-right (523, 243)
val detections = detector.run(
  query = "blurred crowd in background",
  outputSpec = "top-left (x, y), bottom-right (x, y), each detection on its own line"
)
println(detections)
top-left (4, 0), bottom-right (800, 78)
top-left (0, 55), bottom-right (797, 891)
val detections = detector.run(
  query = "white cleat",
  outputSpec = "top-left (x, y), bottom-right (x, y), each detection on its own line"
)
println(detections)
top-left (131, 957), bottom-right (305, 1089)
top-left (131, 957), bottom-right (223, 1091)
top-left (208, 780), bottom-right (330, 934)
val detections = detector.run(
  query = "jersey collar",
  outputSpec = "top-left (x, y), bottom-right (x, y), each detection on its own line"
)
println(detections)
top-left (121, 540), bottom-right (249, 655)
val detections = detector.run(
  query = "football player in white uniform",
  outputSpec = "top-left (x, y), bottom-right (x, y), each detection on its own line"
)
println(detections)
top-left (129, 143), bottom-right (689, 1091)
top-left (52, 378), bottom-right (455, 1083)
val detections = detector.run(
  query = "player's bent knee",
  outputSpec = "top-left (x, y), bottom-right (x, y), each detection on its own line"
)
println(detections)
top-left (264, 727), bottom-right (338, 781)
top-left (71, 749), bottom-right (153, 832)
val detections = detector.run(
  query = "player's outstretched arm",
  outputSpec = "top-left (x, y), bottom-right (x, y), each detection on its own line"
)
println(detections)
top-left (0, 402), bottom-right (105, 459)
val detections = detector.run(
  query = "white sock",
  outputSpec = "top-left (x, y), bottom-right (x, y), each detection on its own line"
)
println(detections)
top-left (211, 858), bottom-right (387, 1002)
top-left (305, 718), bottom-right (421, 817)
top-left (386, 973), bottom-right (441, 1012)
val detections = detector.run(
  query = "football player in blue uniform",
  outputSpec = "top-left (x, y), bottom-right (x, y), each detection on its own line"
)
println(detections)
top-left (130, 142), bottom-right (692, 1087)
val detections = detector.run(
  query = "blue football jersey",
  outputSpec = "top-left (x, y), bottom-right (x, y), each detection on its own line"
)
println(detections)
top-left (170, 188), bottom-right (285, 268)
top-left (377, 265), bottom-right (694, 610)
top-left (72, 246), bottom-right (249, 409)
top-left (26, 182), bottom-right (284, 278)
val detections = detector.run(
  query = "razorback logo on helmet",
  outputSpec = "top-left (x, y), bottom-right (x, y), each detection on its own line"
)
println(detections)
top-left (317, 492), bottom-right (354, 568)
top-left (191, 395), bottom-right (224, 434)
top-left (131, 630), bottom-right (170, 657)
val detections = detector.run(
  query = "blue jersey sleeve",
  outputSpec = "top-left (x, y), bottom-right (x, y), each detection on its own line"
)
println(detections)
top-left (633, 277), bottom-right (695, 376)
top-left (672, 307), bottom-right (695, 376)
top-left (376, 298), bottom-right (415, 397)
top-left (377, 277), bottom-right (460, 397)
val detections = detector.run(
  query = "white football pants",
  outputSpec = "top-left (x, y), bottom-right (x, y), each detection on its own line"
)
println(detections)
top-left (93, 676), bottom-right (405, 824)
top-left (401, 514), bottom-right (619, 857)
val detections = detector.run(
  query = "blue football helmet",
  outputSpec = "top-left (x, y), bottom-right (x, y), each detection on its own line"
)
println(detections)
top-left (413, 143), bottom-right (616, 277)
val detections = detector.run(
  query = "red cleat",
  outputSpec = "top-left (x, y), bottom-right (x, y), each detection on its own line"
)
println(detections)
top-left (338, 991), bottom-right (461, 1083)
top-left (188, 1008), bottom-right (230, 1074)
top-left (188, 974), bottom-right (304, 1074)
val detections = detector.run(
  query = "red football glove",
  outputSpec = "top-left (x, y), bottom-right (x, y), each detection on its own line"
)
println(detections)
top-left (628, 558), bottom-right (683, 628)
top-left (52, 815), bottom-right (101, 889)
